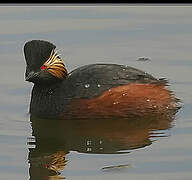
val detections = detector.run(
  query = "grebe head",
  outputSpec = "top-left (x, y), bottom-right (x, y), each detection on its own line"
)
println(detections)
top-left (24, 40), bottom-right (67, 85)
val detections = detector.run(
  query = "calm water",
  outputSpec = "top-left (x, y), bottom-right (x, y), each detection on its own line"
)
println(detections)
top-left (0, 5), bottom-right (192, 180)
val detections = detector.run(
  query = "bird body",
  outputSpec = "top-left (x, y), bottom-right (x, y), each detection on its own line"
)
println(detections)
top-left (24, 40), bottom-right (177, 119)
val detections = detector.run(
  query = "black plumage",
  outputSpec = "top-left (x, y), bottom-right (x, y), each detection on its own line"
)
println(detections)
top-left (24, 40), bottom-right (168, 119)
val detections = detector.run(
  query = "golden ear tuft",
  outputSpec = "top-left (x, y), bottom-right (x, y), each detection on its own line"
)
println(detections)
top-left (47, 151), bottom-right (67, 172)
top-left (43, 50), bottom-right (67, 79)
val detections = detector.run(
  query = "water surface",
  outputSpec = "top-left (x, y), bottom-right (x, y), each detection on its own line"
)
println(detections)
top-left (0, 5), bottom-right (192, 180)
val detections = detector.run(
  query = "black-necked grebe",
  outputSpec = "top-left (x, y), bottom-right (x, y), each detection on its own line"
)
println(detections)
top-left (24, 40), bottom-right (177, 119)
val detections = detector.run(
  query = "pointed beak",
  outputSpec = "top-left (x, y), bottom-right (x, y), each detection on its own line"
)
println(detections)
top-left (25, 71), bottom-right (37, 82)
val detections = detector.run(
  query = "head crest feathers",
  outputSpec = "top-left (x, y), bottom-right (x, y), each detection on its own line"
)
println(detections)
top-left (24, 40), bottom-right (56, 67)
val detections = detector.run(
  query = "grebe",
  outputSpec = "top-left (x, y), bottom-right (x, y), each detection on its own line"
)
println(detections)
top-left (24, 40), bottom-right (177, 119)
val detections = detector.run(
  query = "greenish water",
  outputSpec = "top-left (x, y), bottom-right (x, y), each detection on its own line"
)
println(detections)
top-left (0, 5), bottom-right (192, 180)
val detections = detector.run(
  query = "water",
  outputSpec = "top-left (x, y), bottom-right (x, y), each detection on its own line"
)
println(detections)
top-left (0, 5), bottom-right (192, 180)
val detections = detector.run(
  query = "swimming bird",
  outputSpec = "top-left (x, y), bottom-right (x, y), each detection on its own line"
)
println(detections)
top-left (24, 40), bottom-right (177, 119)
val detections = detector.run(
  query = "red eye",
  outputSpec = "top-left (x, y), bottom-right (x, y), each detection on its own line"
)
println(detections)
top-left (44, 163), bottom-right (48, 168)
top-left (40, 65), bottom-right (46, 70)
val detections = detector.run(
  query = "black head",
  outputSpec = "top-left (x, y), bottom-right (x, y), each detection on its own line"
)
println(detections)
top-left (24, 40), bottom-right (67, 85)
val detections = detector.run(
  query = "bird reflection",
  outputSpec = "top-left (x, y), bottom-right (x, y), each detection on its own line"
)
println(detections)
top-left (28, 104), bottom-right (180, 179)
